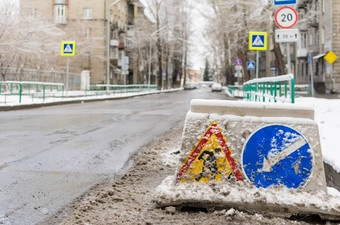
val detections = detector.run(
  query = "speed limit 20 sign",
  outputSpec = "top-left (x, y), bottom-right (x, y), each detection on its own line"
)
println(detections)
top-left (275, 6), bottom-right (298, 29)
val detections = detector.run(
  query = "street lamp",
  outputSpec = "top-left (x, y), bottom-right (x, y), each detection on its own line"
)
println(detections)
top-left (148, 26), bottom-right (167, 89)
top-left (106, 0), bottom-right (121, 89)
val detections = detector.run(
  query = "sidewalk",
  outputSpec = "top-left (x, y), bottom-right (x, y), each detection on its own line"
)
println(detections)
top-left (0, 88), bottom-right (183, 111)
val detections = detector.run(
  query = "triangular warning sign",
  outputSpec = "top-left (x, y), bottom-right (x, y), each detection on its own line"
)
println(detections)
top-left (176, 122), bottom-right (243, 183)
top-left (252, 35), bottom-right (264, 47)
top-left (64, 44), bottom-right (73, 53)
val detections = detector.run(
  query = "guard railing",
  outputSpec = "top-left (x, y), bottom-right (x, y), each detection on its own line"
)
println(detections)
top-left (0, 81), bottom-right (64, 104)
top-left (243, 74), bottom-right (295, 103)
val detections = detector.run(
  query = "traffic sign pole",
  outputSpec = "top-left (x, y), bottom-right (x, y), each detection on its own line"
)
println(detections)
top-left (309, 51), bottom-right (314, 97)
top-left (66, 56), bottom-right (69, 94)
top-left (256, 51), bottom-right (259, 78)
top-left (287, 43), bottom-right (291, 74)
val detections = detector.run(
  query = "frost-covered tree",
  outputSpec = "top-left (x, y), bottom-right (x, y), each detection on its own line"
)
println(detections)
top-left (204, 0), bottom-right (273, 83)
top-left (143, 0), bottom-right (192, 89)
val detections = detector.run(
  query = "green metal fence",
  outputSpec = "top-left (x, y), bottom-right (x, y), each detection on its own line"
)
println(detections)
top-left (0, 82), bottom-right (159, 105)
top-left (0, 81), bottom-right (64, 104)
top-left (243, 74), bottom-right (295, 103)
top-left (295, 84), bottom-right (310, 97)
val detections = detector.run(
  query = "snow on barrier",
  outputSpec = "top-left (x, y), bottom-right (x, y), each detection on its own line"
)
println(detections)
top-left (155, 99), bottom-right (340, 220)
top-left (243, 74), bottom-right (295, 103)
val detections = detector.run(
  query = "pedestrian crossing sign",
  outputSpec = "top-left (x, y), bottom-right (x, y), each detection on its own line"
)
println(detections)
top-left (61, 41), bottom-right (76, 56)
top-left (247, 61), bottom-right (255, 70)
top-left (249, 32), bottom-right (267, 51)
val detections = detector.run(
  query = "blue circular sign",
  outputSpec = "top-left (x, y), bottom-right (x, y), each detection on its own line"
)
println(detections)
top-left (241, 125), bottom-right (313, 189)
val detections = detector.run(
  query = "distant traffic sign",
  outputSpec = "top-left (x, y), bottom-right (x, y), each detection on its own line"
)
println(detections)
top-left (61, 41), bottom-right (76, 56)
top-left (242, 125), bottom-right (313, 189)
top-left (249, 32), bottom-right (267, 50)
top-left (274, 0), bottom-right (297, 5)
top-left (235, 58), bottom-right (243, 66)
top-left (247, 62), bottom-right (255, 70)
top-left (324, 51), bottom-right (338, 64)
top-left (275, 29), bottom-right (299, 42)
top-left (275, 7), bottom-right (298, 29)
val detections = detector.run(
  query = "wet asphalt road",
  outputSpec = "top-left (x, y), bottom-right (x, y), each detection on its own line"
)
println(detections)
top-left (0, 88), bottom-right (230, 225)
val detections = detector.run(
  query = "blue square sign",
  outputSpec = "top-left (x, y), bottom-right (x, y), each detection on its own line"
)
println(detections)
top-left (274, 0), bottom-right (296, 5)
top-left (247, 62), bottom-right (255, 70)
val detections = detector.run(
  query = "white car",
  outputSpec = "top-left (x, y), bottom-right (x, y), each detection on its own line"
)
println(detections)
top-left (184, 83), bottom-right (198, 90)
top-left (211, 83), bottom-right (222, 92)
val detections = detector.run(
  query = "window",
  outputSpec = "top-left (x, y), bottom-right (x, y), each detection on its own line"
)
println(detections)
top-left (301, 62), bottom-right (304, 77)
top-left (309, 33), bottom-right (313, 45)
top-left (322, 0), bottom-right (325, 13)
top-left (300, 32), bottom-right (307, 49)
top-left (83, 8), bottom-right (92, 19)
top-left (315, 1), bottom-right (319, 23)
top-left (321, 27), bottom-right (325, 44)
top-left (84, 27), bottom-right (91, 38)
top-left (54, 5), bottom-right (66, 24)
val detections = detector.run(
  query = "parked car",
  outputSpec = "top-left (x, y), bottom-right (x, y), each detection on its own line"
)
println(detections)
top-left (184, 83), bottom-right (198, 90)
top-left (211, 83), bottom-right (222, 92)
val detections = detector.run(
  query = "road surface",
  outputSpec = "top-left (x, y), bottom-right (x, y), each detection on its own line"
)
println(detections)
top-left (0, 87), bottom-right (230, 225)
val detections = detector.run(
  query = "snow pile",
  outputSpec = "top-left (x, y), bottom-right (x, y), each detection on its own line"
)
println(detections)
top-left (295, 97), bottom-right (340, 172)
top-left (155, 176), bottom-right (340, 221)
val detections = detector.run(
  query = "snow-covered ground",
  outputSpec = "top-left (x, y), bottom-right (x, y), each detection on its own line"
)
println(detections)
top-left (0, 88), bottom-right (182, 107)
top-left (295, 96), bottom-right (340, 172)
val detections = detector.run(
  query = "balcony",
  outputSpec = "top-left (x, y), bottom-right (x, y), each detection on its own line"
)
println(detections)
top-left (55, 17), bottom-right (67, 24)
top-left (110, 40), bottom-right (119, 47)
top-left (127, 25), bottom-right (134, 38)
top-left (55, 0), bottom-right (66, 4)
top-left (297, 48), bottom-right (308, 58)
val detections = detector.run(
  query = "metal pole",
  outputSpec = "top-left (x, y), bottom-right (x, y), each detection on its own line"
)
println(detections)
top-left (106, 0), bottom-right (121, 90)
top-left (287, 43), bottom-right (291, 74)
top-left (66, 56), bottom-right (69, 94)
top-left (148, 38), bottom-right (152, 90)
top-left (256, 51), bottom-right (259, 78)
top-left (310, 59), bottom-right (314, 97)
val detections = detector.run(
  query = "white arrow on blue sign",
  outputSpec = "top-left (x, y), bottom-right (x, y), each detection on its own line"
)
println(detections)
top-left (241, 125), bottom-right (313, 189)
top-left (247, 62), bottom-right (255, 70)
top-left (274, 0), bottom-right (296, 5)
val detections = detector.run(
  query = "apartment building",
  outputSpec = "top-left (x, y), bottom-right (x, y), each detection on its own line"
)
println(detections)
top-left (20, 0), bottom-right (149, 85)
top-left (296, 0), bottom-right (340, 93)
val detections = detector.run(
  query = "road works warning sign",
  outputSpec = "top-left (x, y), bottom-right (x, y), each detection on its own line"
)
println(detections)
top-left (176, 122), bottom-right (243, 183)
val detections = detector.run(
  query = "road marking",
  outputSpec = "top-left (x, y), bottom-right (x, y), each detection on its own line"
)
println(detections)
top-left (261, 138), bottom-right (307, 172)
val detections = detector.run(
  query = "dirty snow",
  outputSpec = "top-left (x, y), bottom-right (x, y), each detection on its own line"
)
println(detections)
top-left (45, 125), bottom-right (322, 225)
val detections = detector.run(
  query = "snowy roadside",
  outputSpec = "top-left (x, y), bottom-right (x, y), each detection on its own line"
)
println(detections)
top-left (42, 125), bottom-right (324, 225)
top-left (295, 97), bottom-right (340, 172)
top-left (0, 88), bottom-right (182, 110)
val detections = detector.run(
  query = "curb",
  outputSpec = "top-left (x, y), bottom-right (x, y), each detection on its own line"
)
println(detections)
top-left (0, 88), bottom-right (182, 112)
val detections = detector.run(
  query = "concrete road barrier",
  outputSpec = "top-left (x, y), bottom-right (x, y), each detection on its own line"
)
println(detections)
top-left (155, 99), bottom-right (340, 220)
